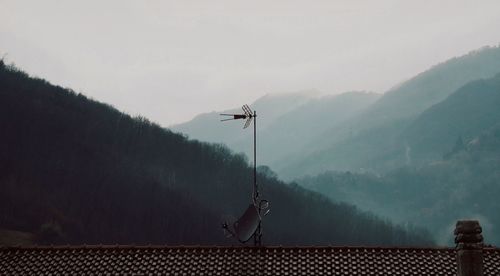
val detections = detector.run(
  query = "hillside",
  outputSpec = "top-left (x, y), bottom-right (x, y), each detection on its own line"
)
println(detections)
top-left (358, 45), bottom-right (500, 128)
top-left (0, 61), bottom-right (432, 246)
top-left (250, 92), bottom-right (380, 165)
top-left (297, 123), bottom-right (500, 245)
top-left (401, 73), bottom-right (500, 164)
top-left (278, 45), bottom-right (500, 179)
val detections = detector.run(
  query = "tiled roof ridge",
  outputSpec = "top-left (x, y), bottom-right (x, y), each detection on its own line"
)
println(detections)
top-left (2, 244), bottom-right (498, 251)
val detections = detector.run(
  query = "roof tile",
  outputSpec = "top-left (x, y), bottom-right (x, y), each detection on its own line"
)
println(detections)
top-left (1, 246), bottom-right (500, 275)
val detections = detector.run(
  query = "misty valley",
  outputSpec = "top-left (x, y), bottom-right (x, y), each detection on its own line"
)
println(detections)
top-left (2, 45), bottom-right (500, 248)
top-left (173, 45), bottom-right (500, 246)
top-left (5, 1), bottom-right (500, 274)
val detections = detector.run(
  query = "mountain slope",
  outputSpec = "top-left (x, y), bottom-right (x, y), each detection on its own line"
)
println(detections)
top-left (0, 61), bottom-right (432, 246)
top-left (402, 73), bottom-right (500, 164)
top-left (296, 123), bottom-right (500, 245)
top-left (278, 45), bottom-right (500, 178)
top-left (237, 91), bottom-right (380, 166)
top-left (358, 45), bottom-right (500, 129)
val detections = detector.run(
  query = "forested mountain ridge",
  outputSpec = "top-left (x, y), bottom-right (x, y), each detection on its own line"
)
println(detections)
top-left (355, 45), bottom-right (500, 128)
top-left (277, 45), bottom-right (500, 178)
top-left (297, 119), bottom-right (500, 245)
top-left (401, 73), bottom-right (500, 164)
top-left (0, 61), bottom-right (432, 246)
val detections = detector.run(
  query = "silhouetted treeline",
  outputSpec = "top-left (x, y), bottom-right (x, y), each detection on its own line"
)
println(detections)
top-left (0, 60), bottom-right (433, 246)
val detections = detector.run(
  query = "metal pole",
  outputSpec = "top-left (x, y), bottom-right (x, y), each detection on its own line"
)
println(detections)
top-left (253, 110), bottom-right (262, 246)
top-left (220, 106), bottom-right (265, 246)
top-left (254, 110), bottom-right (257, 201)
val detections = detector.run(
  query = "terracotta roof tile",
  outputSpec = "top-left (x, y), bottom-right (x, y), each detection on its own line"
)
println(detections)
top-left (1, 246), bottom-right (500, 275)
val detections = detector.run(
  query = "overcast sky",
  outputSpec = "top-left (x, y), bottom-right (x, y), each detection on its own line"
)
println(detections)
top-left (1, 0), bottom-right (500, 125)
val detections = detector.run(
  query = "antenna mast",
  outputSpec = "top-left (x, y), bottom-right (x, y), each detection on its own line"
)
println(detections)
top-left (252, 109), bottom-right (261, 245)
top-left (220, 104), bottom-right (269, 246)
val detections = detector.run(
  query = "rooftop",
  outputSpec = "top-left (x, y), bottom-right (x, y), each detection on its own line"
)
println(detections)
top-left (2, 245), bottom-right (500, 275)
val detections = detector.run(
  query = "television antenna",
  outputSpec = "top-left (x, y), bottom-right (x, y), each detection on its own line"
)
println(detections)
top-left (220, 104), bottom-right (270, 246)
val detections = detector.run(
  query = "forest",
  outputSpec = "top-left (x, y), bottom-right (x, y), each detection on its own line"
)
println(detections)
top-left (0, 60), bottom-right (432, 246)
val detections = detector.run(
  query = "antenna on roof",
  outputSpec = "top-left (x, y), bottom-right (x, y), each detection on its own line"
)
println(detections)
top-left (220, 104), bottom-right (270, 246)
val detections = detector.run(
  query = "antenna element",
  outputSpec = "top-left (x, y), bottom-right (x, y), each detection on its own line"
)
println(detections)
top-left (220, 104), bottom-right (270, 246)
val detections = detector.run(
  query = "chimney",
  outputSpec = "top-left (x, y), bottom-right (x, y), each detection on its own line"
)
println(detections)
top-left (454, 220), bottom-right (484, 276)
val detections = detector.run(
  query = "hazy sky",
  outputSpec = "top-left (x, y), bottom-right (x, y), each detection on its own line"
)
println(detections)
top-left (1, 0), bottom-right (500, 125)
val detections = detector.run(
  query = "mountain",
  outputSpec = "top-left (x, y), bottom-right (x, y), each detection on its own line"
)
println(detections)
top-left (294, 70), bottom-right (500, 246)
top-left (401, 73), bottom-right (500, 164)
top-left (358, 46), bottom-right (500, 128)
top-left (173, 91), bottom-right (380, 167)
top-left (172, 90), bottom-right (317, 146)
top-left (278, 45), bottom-right (500, 179)
top-left (0, 61), bottom-right (432, 246)
top-left (251, 92), bottom-right (380, 165)
top-left (297, 123), bottom-right (500, 245)
top-left (294, 72), bottom-right (500, 244)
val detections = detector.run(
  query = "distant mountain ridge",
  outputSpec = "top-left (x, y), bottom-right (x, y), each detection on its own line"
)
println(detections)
top-left (174, 46), bottom-right (500, 180)
top-left (277, 45), bottom-right (500, 178)
top-left (291, 64), bottom-right (500, 246)
top-left (172, 90), bottom-right (380, 167)
top-left (173, 90), bottom-right (316, 146)
top-left (363, 46), bottom-right (500, 126)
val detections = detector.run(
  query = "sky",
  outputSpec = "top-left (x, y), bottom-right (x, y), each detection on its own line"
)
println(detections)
top-left (1, 0), bottom-right (500, 126)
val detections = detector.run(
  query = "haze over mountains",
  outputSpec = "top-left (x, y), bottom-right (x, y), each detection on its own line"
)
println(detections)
top-left (281, 46), bottom-right (500, 178)
top-left (174, 45), bottom-right (500, 244)
top-left (0, 60), bottom-right (431, 246)
top-left (402, 74), bottom-right (500, 163)
top-left (175, 46), bottom-right (500, 178)
top-left (172, 91), bottom-right (380, 167)
top-left (172, 90), bottom-right (316, 149)
top-left (2, 43), bottom-right (500, 247)
top-left (298, 112), bottom-right (500, 244)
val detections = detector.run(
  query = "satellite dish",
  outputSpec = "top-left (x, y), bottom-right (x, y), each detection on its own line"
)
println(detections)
top-left (234, 204), bottom-right (261, 242)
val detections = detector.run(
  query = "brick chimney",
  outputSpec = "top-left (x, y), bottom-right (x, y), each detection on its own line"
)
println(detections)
top-left (454, 220), bottom-right (483, 276)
